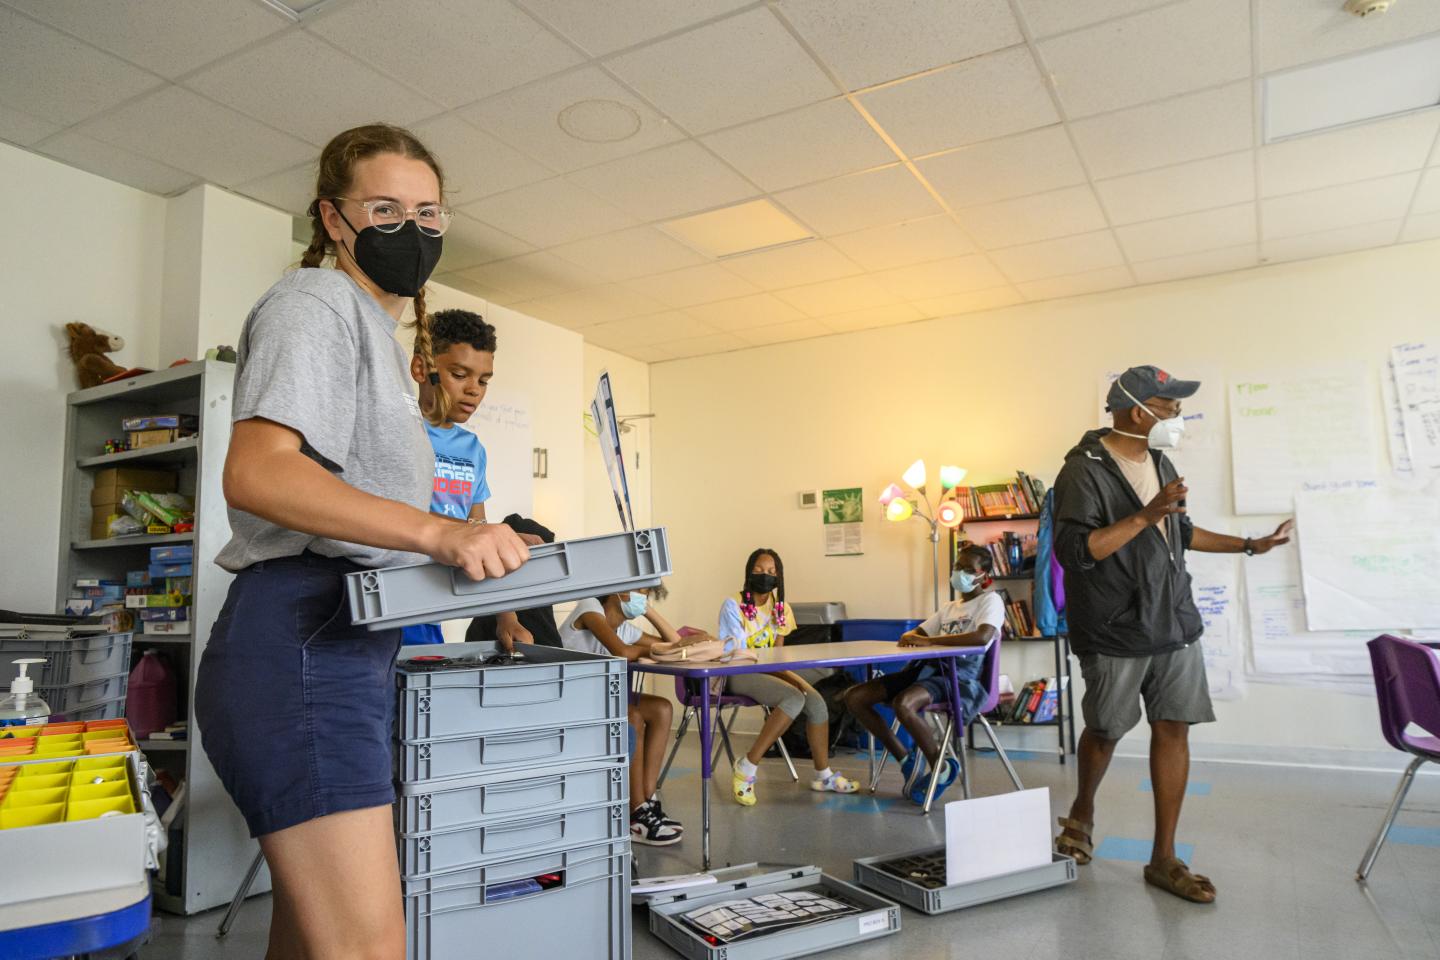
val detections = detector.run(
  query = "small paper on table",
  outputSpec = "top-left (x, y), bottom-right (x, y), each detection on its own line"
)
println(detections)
top-left (945, 786), bottom-right (1053, 886)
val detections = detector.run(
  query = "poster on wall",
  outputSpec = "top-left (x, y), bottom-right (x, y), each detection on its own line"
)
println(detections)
top-left (1186, 552), bottom-right (1245, 700)
top-left (1391, 342), bottom-right (1440, 475)
top-left (822, 487), bottom-right (864, 557)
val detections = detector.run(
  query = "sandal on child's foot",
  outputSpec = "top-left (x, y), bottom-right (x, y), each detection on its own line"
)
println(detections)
top-left (732, 768), bottom-right (757, 806)
top-left (811, 772), bottom-right (859, 794)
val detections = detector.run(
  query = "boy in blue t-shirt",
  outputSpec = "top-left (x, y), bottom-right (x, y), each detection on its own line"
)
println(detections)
top-left (401, 309), bottom-right (533, 646)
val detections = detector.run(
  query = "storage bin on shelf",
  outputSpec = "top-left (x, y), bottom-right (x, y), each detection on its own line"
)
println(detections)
top-left (0, 632), bottom-right (132, 689)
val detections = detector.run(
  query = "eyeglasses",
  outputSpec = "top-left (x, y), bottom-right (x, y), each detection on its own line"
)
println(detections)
top-left (331, 196), bottom-right (453, 237)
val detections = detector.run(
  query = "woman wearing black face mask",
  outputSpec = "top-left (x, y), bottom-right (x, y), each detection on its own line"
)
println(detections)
top-left (194, 124), bottom-right (529, 959)
top-left (716, 548), bottom-right (859, 806)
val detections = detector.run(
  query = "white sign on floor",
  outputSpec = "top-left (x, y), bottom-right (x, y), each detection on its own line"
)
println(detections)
top-left (944, 787), bottom-right (1053, 886)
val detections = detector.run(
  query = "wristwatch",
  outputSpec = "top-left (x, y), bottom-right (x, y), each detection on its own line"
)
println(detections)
top-left (467, 517), bottom-right (487, 526)
top-left (1243, 537), bottom-right (1255, 556)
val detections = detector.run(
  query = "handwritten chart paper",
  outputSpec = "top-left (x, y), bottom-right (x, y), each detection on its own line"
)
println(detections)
top-left (1229, 373), bottom-right (1376, 515)
top-left (1382, 360), bottom-right (1415, 477)
top-left (1243, 540), bottom-right (1373, 687)
top-left (1294, 482), bottom-right (1440, 630)
top-left (1392, 342), bottom-right (1440, 474)
top-left (1186, 553), bottom-right (1244, 700)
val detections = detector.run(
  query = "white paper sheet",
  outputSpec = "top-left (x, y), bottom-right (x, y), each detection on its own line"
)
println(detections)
top-left (1228, 372), bottom-right (1377, 515)
top-left (1294, 481), bottom-right (1440, 630)
top-left (1382, 359), bottom-right (1416, 478)
top-left (944, 787), bottom-right (1052, 886)
top-left (1391, 342), bottom-right (1440, 474)
top-left (1243, 539), bottom-right (1376, 682)
top-left (1186, 553), bottom-right (1245, 700)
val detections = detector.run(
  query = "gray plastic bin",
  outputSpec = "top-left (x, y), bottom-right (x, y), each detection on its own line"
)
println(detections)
top-left (398, 718), bottom-right (626, 784)
top-left (646, 865), bottom-right (900, 960)
top-left (349, 528), bottom-right (671, 629)
top-left (852, 848), bottom-right (1076, 914)
top-left (0, 632), bottom-right (132, 688)
top-left (37, 672), bottom-right (129, 713)
top-left (404, 839), bottom-right (630, 960)
top-left (397, 760), bottom-right (626, 835)
top-left (57, 695), bottom-right (127, 723)
top-left (401, 800), bottom-right (628, 876)
top-left (397, 642), bottom-right (627, 740)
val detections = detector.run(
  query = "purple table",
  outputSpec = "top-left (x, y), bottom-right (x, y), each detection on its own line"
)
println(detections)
top-left (631, 640), bottom-right (989, 869)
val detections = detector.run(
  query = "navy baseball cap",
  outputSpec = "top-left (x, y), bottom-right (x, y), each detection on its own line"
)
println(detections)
top-left (1105, 365), bottom-right (1200, 412)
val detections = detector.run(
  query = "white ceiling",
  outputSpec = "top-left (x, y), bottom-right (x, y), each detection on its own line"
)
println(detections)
top-left (4, 0), bottom-right (1440, 363)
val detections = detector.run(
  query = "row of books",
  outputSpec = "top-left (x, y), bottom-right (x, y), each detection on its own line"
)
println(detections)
top-left (1000, 593), bottom-right (1039, 638)
top-left (994, 677), bottom-right (1066, 724)
top-left (950, 472), bottom-right (1048, 519)
top-left (981, 532), bottom-right (1038, 578)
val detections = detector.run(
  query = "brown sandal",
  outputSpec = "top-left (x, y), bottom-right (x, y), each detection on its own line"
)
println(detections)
top-left (1054, 817), bottom-right (1094, 865)
top-left (1144, 856), bottom-right (1217, 903)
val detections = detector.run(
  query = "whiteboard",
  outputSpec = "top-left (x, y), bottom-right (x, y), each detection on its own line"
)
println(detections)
top-left (1228, 371), bottom-right (1377, 515)
top-left (458, 383), bottom-right (533, 522)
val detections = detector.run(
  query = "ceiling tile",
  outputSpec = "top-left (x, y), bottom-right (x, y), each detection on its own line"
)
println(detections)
top-left (1115, 203), bottom-right (1257, 262)
top-left (1070, 81), bottom-right (1254, 179)
top-left (958, 185), bottom-right (1109, 249)
top-left (34, 130), bottom-right (197, 195)
top-left (0, 7), bottom-right (162, 126)
top-left (457, 251), bottom-right (601, 301)
top-left (1038, 0), bottom-right (1251, 118)
top-left (819, 302), bottom-right (925, 332)
top-left (1131, 243), bottom-right (1260, 284)
top-left (307, 0), bottom-right (581, 108)
top-left (774, 164), bottom-right (941, 236)
top-left (1019, 266), bottom-right (1134, 301)
top-left (410, 115), bottom-right (555, 204)
top-left (1096, 151), bottom-right (1256, 225)
top-left (660, 332), bottom-right (748, 358)
top-left (777, 0), bottom-right (1021, 91)
top-left (607, 8), bottom-right (837, 135)
top-left (737, 318), bottom-right (833, 346)
top-left (550, 226), bottom-right (707, 281)
top-left (1414, 169), bottom-right (1440, 214)
top-left (619, 344), bottom-right (674, 363)
top-left (625, 264), bottom-right (761, 308)
top-left (432, 272), bottom-right (515, 303)
top-left (238, 162), bottom-right (314, 216)
top-left (1261, 173), bottom-right (1419, 239)
top-left (721, 240), bottom-right (863, 289)
top-left (461, 178), bottom-right (637, 247)
top-left (684, 294), bottom-right (808, 331)
top-left (859, 46), bottom-right (1058, 157)
top-left (585, 311), bottom-right (718, 345)
top-left (75, 85), bottom-right (314, 186)
top-left (989, 230), bottom-right (1125, 282)
top-left (0, 103), bottom-right (63, 147)
top-left (1257, 0), bottom-right (1440, 73)
top-left (917, 125), bottom-right (1087, 209)
top-left (461, 67), bottom-right (682, 173)
top-left (185, 32), bottom-right (440, 145)
top-left (911, 286), bottom-right (1023, 317)
top-left (1015, 0), bottom-right (1176, 38)
top-left (702, 99), bottom-right (896, 192)
top-left (1259, 110), bottom-right (1440, 198)
top-left (516, 0), bottom-right (751, 57)
top-left (772, 275), bottom-right (899, 316)
top-left (1261, 219), bottom-right (1403, 263)
top-left (1401, 212), bottom-right (1440, 242)
top-left (434, 212), bottom-right (535, 273)
top-left (567, 140), bottom-right (758, 222)
top-left (828, 216), bottom-right (975, 271)
top-left (872, 254), bottom-right (1008, 299)
top-left (4, 0), bottom-right (288, 79)
top-left (516, 283), bottom-right (668, 328)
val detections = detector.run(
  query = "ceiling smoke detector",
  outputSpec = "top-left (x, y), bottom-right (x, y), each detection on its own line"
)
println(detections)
top-left (1344, 0), bottom-right (1394, 16)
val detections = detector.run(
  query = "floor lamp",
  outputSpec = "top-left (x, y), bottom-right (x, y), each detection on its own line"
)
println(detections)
top-left (879, 461), bottom-right (966, 612)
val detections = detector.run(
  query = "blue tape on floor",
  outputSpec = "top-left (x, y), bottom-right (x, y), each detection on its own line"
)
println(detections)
top-left (1138, 779), bottom-right (1211, 797)
top-left (971, 748), bottom-right (1051, 762)
top-left (1095, 837), bottom-right (1193, 864)
top-left (817, 795), bottom-right (902, 814)
top-left (1389, 825), bottom-right (1440, 847)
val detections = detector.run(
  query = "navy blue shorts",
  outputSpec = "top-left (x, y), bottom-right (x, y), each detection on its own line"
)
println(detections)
top-left (195, 552), bottom-right (401, 838)
top-left (876, 660), bottom-right (988, 723)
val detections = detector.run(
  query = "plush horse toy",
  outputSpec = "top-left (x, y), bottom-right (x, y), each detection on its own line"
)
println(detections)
top-left (65, 322), bottom-right (126, 389)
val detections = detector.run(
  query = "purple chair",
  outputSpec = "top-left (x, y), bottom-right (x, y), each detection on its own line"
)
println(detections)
top-left (656, 676), bottom-right (799, 788)
top-left (1356, 635), bottom-right (1440, 881)
top-left (867, 638), bottom-right (1025, 813)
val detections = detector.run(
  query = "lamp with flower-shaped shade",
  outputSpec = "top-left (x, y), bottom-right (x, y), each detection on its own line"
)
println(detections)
top-left (884, 457), bottom-right (965, 611)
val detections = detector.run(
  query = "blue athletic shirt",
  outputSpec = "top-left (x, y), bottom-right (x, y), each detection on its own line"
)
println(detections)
top-left (402, 421), bottom-right (491, 646)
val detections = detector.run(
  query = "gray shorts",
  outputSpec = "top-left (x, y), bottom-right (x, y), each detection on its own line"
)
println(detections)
top-left (1078, 642), bottom-right (1216, 740)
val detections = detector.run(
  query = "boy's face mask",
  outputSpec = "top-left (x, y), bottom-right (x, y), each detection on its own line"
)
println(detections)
top-left (621, 593), bottom-right (648, 619)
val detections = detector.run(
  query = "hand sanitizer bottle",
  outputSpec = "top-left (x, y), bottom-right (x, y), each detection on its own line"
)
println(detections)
top-left (0, 659), bottom-right (51, 729)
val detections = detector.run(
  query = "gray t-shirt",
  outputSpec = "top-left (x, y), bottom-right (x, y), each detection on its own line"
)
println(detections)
top-left (215, 268), bottom-right (432, 572)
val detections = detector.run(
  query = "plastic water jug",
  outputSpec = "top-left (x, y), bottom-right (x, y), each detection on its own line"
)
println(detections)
top-left (126, 649), bottom-right (177, 738)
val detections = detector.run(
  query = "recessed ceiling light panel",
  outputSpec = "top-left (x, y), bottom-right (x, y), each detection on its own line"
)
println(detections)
top-left (659, 199), bottom-right (814, 259)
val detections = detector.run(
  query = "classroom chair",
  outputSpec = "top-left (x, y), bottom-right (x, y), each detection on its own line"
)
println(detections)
top-left (656, 677), bottom-right (799, 788)
top-left (1356, 635), bottom-right (1440, 881)
top-left (867, 637), bottom-right (1024, 814)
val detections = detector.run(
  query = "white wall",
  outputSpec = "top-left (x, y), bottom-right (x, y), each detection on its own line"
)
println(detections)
top-left (0, 142), bottom-right (166, 609)
top-left (649, 239), bottom-right (1440, 765)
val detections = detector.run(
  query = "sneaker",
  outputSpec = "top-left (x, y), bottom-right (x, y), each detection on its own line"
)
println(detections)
top-left (810, 771), bottom-right (859, 793)
top-left (732, 767), bottom-right (757, 806)
top-left (648, 796), bottom-right (683, 832)
top-left (898, 751), bottom-right (923, 795)
top-left (630, 805), bottom-right (682, 846)
top-left (908, 758), bottom-right (960, 806)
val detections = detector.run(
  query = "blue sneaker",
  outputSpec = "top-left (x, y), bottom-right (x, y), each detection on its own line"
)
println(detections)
top-left (899, 751), bottom-right (923, 794)
top-left (908, 758), bottom-right (960, 806)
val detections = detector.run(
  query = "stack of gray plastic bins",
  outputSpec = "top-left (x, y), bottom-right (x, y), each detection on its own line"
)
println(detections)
top-left (394, 641), bottom-right (632, 960)
top-left (0, 623), bottom-right (131, 723)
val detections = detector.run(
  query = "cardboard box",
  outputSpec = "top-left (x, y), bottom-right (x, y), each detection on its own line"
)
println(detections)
top-left (90, 468), bottom-right (177, 507)
top-left (127, 428), bottom-right (182, 449)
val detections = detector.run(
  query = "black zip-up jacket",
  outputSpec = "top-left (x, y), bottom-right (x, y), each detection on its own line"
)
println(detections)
top-left (1052, 429), bottom-right (1204, 658)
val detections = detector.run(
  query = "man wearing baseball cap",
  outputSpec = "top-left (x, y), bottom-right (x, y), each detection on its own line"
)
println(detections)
top-left (1052, 365), bottom-right (1292, 903)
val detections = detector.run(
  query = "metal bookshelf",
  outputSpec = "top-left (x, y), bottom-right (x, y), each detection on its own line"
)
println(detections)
top-left (54, 361), bottom-right (268, 915)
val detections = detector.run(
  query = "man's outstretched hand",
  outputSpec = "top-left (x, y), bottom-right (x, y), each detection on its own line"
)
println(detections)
top-left (1249, 519), bottom-right (1294, 555)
